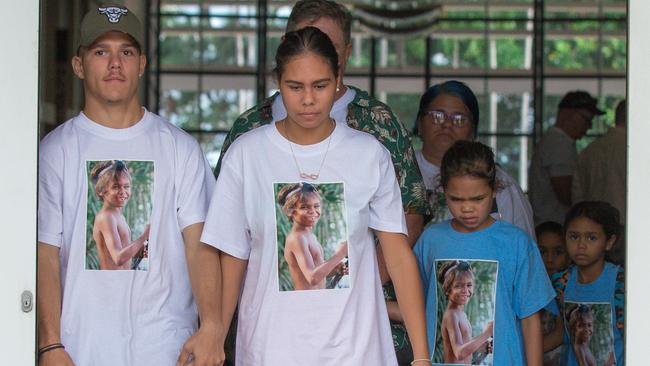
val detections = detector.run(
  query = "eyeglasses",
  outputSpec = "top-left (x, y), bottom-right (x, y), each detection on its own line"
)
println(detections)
top-left (423, 110), bottom-right (471, 128)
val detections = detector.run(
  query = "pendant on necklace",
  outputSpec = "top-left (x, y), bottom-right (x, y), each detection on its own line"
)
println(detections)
top-left (299, 172), bottom-right (319, 180)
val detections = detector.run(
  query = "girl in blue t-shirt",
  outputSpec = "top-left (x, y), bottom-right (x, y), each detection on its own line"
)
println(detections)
top-left (544, 201), bottom-right (624, 366)
top-left (414, 140), bottom-right (554, 365)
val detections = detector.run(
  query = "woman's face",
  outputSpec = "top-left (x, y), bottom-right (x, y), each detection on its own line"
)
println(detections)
top-left (418, 93), bottom-right (474, 160)
top-left (447, 271), bottom-right (474, 305)
top-left (101, 172), bottom-right (131, 208)
top-left (291, 193), bottom-right (321, 227)
top-left (574, 316), bottom-right (594, 343)
top-left (279, 51), bottom-right (337, 133)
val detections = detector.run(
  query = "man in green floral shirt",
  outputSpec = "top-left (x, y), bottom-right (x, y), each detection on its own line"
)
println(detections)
top-left (215, 1), bottom-right (429, 364)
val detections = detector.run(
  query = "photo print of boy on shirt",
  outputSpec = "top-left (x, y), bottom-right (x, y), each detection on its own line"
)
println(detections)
top-left (275, 182), bottom-right (349, 292)
top-left (433, 260), bottom-right (498, 365)
top-left (86, 160), bottom-right (153, 271)
top-left (564, 302), bottom-right (616, 366)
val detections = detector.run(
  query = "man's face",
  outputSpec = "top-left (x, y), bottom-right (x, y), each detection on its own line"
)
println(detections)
top-left (296, 17), bottom-right (351, 79)
top-left (573, 109), bottom-right (596, 139)
top-left (72, 31), bottom-right (146, 106)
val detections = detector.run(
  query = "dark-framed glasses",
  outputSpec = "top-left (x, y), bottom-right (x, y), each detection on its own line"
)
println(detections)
top-left (424, 110), bottom-right (470, 128)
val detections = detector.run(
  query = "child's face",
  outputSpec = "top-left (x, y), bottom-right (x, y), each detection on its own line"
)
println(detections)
top-left (445, 175), bottom-right (496, 232)
top-left (537, 231), bottom-right (570, 275)
top-left (101, 173), bottom-right (131, 208)
top-left (447, 272), bottom-right (474, 305)
top-left (291, 193), bottom-right (321, 227)
top-left (566, 216), bottom-right (615, 270)
top-left (574, 316), bottom-right (594, 343)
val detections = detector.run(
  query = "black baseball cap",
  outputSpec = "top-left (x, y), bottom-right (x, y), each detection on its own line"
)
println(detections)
top-left (558, 91), bottom-right (605, 115)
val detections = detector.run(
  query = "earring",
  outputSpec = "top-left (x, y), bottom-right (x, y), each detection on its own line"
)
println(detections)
top-left (336, 85), bottom-right (340, 93)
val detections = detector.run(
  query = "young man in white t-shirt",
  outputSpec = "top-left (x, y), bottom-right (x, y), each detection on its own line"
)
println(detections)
top-left (37, 5), bottom-right (224, 365)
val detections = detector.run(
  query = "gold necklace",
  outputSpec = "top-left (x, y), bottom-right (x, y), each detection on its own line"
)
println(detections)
top-left (283, 118), bottom-right (335, 181)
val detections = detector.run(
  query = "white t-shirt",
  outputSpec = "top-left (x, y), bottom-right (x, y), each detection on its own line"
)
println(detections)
top-left (416, 150), bottom-right (535, 237)
top-left (272, 86), bottom-right (356, 124)
top-left (38, 110), bottom-right (215, 365)
top-left (202, 122), bottom-right (406, 366)
top-left (528, 126), bottom-right (577, 225)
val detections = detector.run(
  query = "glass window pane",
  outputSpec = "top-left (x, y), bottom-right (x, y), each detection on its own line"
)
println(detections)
top-left (545, 37), bottom-right (599, 70)
top-left (160, 89), bottom-right (200, 129)
top-left (160, 32), bottom-right (200, 66)
top-left (200, 89), bottom-right (255, 131)
top-left (193, 132), bottom-right (227, 169)
top-left (479, 92), bottom-right (534, 134)
top-left (477, 135), bottom-right (532, 190)
top-left (431, 37), bottom-right (487, 69)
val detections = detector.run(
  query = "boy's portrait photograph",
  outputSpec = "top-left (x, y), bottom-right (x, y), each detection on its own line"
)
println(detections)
top-left (564, 302), bottom-right (616, 366)
top-left (274, 182), bottom-right (349, 292)
top-left (86, 160), bottom-right (154, 271)
top-left (433, 260), bottom-right (498, 365)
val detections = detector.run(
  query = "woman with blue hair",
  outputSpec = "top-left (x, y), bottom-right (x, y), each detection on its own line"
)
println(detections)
top-left (413, 80), bottom-right (534, 234)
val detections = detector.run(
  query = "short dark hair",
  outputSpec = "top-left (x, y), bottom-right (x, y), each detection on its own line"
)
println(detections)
top-left (564, 201), bottom-right (621, 240)
top-left (440, 140), bottom-right (496, 190)
top-left (286, 0), bottom-right (352, 45)
top-left (414, 80), bottom-right (480, 138)
top-left (535, 221), bottom-right (564, 239)
top-left (273, 26), bottom-right (339, 80)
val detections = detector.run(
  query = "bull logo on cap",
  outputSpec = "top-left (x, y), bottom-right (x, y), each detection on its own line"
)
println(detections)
top-left (98, 7), bottom-right (128, 23)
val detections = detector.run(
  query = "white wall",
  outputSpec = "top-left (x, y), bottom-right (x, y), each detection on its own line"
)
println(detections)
top-left (0, 0), bottom-right (39, 363)
top-left (626, 0), bottom-right (649, 363)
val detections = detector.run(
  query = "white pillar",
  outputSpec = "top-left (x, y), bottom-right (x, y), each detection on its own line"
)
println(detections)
top-left (626, 0), bottom-right (650, 363)
top-left (0, 0), bottom-right (38, 363)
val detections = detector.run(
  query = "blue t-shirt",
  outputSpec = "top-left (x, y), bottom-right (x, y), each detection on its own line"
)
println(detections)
top-left (547, 262), bottom-right (624, 366)
top-left (414, 220), bottom-right (555, 365)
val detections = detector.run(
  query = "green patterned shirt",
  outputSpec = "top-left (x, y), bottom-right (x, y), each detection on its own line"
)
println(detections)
top-left (214, 85), bottom-right (429, 216)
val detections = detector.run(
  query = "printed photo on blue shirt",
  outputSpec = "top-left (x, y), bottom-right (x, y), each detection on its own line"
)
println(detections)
top-left (433, 260), bottom-right (498, 365)
top-left (275, 182), bottom-right (349, 291)
top-left (564, 302), bottom-right (616, 366)
top-left (85, 160), bottom-right (153, 271)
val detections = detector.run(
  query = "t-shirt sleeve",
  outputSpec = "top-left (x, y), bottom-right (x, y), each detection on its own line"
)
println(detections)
top-left (38, 138), bottom-right (64, 247)
top-left (368, 145), bottom-right (407, 235)
top-left (542, 134), bottom-right (577, 177)
top-left (176, 139), bottom-right (216, 230)
top-left (513, 234), bottom-right (556, 318)
top-left (201, 148), bottom-right (251, 260)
